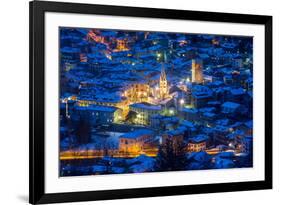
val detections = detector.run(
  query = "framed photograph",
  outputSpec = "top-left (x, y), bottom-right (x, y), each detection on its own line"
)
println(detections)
top-left (29, 0), bottom-right (272, 204)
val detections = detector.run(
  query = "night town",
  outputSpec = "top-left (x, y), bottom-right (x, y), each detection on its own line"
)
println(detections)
top-left (59, 27), bottom-right (253, 176)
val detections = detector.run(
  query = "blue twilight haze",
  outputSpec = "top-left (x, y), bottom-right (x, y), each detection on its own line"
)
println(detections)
top-left (59, 27), bottom-right (253, 176)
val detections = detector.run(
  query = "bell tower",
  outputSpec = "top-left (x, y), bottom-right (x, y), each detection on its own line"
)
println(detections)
top-left (159, 63), bottom-right (169, 99)
top-left (191, 59), bottom-right (203, 84)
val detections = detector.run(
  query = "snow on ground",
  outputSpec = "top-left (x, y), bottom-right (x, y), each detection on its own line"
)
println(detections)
top-left (67, 131), bottom-right (125, 150)
top-left (214, 158), bottom-right (235, 169)
top-left (127, 155), bottom-right (156, 173)
top-left (213, 151), bottom-right (235, 168)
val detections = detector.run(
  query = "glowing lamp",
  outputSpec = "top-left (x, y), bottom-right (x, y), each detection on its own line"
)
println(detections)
top-left (169, 109), bottom-right (174, 115)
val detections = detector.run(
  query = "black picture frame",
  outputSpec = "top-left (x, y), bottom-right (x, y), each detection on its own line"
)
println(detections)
top-left (29, 0), bottom-right (272, 204)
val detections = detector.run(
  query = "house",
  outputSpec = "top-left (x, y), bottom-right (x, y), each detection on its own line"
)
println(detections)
top-left (227, 88), bottom-right (246, 103)
top-left (221, 101), bottom-right (240, 113)
top-left (118, 129), bottom-right (154, 155)
top-left (74, 104), bottom-right (120, 125)
top-left (221, 101), bottom-right (247, 118)
top-left (191, 85), bottom-right (213, 108)
top-left (179, 120), bottom-right (197, 138)
top-left (179, 108), bottom-right (199, 122)
top-left (150, 114), bottom-right (179, 131)
top-left (162, 126), bottom-right (186, 144)
top-left (187, 135), bottom-right (209, 152)
top-left (161, 126), bottom-right (187, 155)
top-left (213, 125), bottom-right (230, 145)
top-left (130, 103), bottom-right (162, 125)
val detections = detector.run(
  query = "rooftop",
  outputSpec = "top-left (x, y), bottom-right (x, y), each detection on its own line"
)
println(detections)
top-left (130, 103), bottom-right (162, 111)
top-left (222, 101), bottom-right (241, 109)
top-left (230, 88), bottom-right (245, 96)
top-left (76, 104), bottom-right (118, 112)
top-left (120, 129), bottom-right (154, 139)
top-left (165, 126), bottom-right (187, 136)
top-left (189, 135), bottom-right (209, 143)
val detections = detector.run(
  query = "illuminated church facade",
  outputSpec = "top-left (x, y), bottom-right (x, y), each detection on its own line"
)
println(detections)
top-left (124, 63), bottom-right (170, 105)
top-left (159, 64), bottom-right (169, 99)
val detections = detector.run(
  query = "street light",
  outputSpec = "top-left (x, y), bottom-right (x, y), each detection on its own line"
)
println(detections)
top-left (179, 99), bottom-right (185, 105)
top-left (169, 109), bottom-right (174, 115)
top-left (229, 143), bottom-right (235, 149)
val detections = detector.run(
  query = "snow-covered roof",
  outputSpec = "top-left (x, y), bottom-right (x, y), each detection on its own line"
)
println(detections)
top-left (76, 104), bottom-right (118, 113)
top-left (180, 120), bottom-right (195, 128)
top-left (130, 103), bottom-right (162, 111)
top-left (165, 126), bottom-right (187, 136)
top-left (120, 129), bottom-right (154, 139)
top-left (222, 101), bottom-right (240, 109)
top-left (189, 134), bottom-right (209, 143)
top-left (230, 88), bottom-right (245, 96)
top-left (244, 120), bottom-right (253, 129)
top-left (181, 108), bottom-right (198, 114)
top-left (203, 112), bottom-right (216, 118)
top-left (191, 85), bottom-right (212, 98)
top-left (60, 47), bottom-right (80, 53)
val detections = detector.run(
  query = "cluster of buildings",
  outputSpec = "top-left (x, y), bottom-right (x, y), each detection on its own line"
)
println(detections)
top-left (59, 27), bottom-right (253, 161)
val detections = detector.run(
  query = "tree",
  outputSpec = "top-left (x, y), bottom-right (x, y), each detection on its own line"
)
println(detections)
top-left (155, 137), bottom-right (187, 172)
top-left (186, 151), bottom-right (212, 170)
top-left (75, 118), bottom-right (91, 145)
top-left (235, 146), bottom-right (253, 168)
top-left (102, 139), bottom-right (114, 157)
